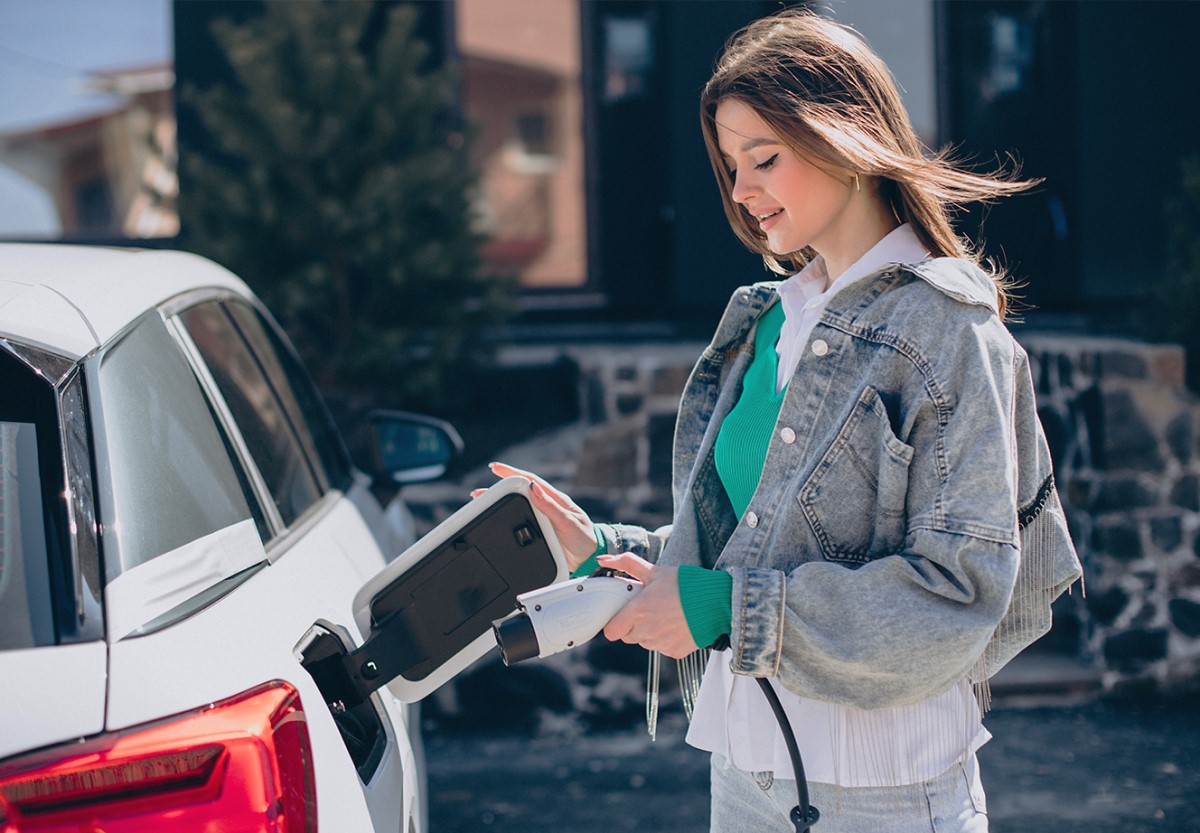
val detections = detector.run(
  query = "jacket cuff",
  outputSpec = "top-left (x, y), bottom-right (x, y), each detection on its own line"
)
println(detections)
top-left (728, 566), bottom-right (786, 676)
top-left (677, 566), bottom-right (732, 649)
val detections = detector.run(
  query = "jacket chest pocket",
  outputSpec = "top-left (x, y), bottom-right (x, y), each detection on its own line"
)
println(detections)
top-left (798, 385), bottom-right (914, 565)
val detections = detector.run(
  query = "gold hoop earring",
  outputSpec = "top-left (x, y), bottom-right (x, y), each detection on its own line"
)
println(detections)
top-left (853, 173), bottom-right (861, 192)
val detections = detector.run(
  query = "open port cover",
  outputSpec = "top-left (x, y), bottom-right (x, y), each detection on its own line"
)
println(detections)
top-left (350, 477), bottom-right (567, 702)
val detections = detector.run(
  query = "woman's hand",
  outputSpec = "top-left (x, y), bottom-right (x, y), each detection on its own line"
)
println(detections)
top-left (472, 462), bottom-right (599, 572)
top-left (598, 552), bottom-right (699, 659)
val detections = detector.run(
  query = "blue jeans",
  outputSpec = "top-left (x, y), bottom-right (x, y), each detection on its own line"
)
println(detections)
top-left (710, 753), bottom-right (988, 833)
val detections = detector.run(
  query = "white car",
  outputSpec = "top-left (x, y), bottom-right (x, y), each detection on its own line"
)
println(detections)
top-left (0, 244), bottom-right (470, 832)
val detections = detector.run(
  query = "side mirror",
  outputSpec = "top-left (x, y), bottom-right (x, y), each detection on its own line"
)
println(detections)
top-left (366, 410), bottom-right (464, 485)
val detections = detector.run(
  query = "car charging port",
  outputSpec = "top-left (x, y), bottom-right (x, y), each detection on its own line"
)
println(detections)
top-left (295, 621), bottom-right (388, 782)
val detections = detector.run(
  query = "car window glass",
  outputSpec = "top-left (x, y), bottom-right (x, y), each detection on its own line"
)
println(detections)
top-left (225, 301), bottom-right (353, 491)
top-left (181, 302), bottom-right (322, 529)
top-left (0, 419), bottom-right (55, 651)
top-left (93, 315), bottom-right (255, 578)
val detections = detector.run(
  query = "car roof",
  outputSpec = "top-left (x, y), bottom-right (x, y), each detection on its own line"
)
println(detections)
top-left (0, 244), bottom-right (252, 360)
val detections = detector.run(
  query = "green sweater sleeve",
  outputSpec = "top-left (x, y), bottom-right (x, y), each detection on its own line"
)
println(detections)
top-left (678, 565), bottom-right (732, 649)
top-left (569, 525), bottom-right (607, 578)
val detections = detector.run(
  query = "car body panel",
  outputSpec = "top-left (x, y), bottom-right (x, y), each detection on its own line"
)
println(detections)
top-left (104, 498), bottom-right (415, 832)
top-left (0, 244), bottom-right (435, 832)
top-left (0, 245), bottom-right (249, 359)
top-left (0, 281), bottom-right (97, 358)
top-left (0, 642), bottom-right (107, 760)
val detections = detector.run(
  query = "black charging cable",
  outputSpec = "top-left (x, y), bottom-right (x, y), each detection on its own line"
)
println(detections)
top-left (708, 635), bottom-right (819, 831)
top-left (756, 677), bottom-right (821, 833)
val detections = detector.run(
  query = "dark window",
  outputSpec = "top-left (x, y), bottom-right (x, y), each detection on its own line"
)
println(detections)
top-left (74, 177), bottom-right (115, 232)
top-left (181, 302), bottom-right (323, 529)
top-left (92, 315), bottom-right (255, 577)
top-left (938, 0), bottom-right (1078, 312)
top-left (515, 112), bottom-right (551, 157)
top-left (0, 348), bottom-right (60, 650)
top-left (224, 300), bottom-right (353, 492)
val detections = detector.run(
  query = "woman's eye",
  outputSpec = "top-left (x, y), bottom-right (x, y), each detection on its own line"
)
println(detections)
top-left (754, 154), bottom-right (779, 171)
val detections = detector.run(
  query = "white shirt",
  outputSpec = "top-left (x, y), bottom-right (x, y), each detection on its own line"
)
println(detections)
top-left (774, 224), bottom-right (930, 392)
top-left (685, 224), bottom-right (991, 786)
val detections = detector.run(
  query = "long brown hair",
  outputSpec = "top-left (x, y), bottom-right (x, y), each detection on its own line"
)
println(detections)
top-left (700, 9), bottom-right (1037, 318)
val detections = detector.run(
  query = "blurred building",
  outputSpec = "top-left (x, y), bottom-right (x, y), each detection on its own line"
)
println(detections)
top-left (4, 1), bottom-right (1196, 327)
top-left (0, 64), bottom-right (178, 240)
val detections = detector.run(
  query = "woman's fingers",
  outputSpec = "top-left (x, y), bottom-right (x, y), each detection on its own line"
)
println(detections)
top-left (600, 563), bottom-right (699, 659)
top-left (485, 461), bottom-right (597, 569)
top-left (490, 462), bottom-right (583, 512)
top-left (597, 552), bottom-right (654, 582)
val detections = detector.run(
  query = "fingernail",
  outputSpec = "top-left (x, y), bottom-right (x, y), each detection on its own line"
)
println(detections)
top-left (488, 462), bottom-right (498, 469)
top-left (530, 481), bottom-right (544, 495)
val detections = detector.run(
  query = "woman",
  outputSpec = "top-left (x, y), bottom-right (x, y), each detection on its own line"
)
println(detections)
top-left (484, 10), bottom-right (1081, 832)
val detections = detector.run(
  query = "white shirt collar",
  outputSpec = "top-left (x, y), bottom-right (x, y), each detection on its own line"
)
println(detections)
top-left (777, 224), bottom-right (930, 314)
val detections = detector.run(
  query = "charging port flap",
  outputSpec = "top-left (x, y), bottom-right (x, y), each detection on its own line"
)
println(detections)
top-left (336, 477), bottom-right (567, 704)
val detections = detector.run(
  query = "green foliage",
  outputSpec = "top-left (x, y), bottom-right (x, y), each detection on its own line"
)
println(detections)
top-left (1141, 157), bottom-right (1200, 392)
top-left (179, 1), bottom-right (512, 412)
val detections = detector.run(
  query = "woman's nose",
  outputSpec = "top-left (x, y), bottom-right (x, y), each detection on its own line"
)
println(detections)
top-left (730, 170), bottom-right (756, 205)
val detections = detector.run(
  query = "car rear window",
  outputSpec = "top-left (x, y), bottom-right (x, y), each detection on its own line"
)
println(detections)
top-left (91, 314), bottom-right (257, 579)
top-left (0, 349), bottom-right (59, 651)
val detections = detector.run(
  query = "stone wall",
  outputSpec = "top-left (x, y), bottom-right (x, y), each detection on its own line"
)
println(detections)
top-left (408, 334), bottom-right (1200, 701)
top-left (1019, 335), bottom-right (1200, 696)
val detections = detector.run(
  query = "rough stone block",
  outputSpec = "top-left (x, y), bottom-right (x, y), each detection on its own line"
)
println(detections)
top-left (647, 413), bottom-right (676, 489)
top-left (1058, 352), bottom-right (1075, 389)
top-left (1098, 350), bottom-right (1148, 380)
top-left (1170, 474), bottom-right (1200, 511)
top-left (1131, 601), bottom-right (1158, 628)
top-left (1169, 598), bottom-right (1200, 638)
top-left (1150, 515), bottom-right (1184, 553)
top-left (1086, 585), bottom-right (1130, 626)
top-left (1103, 628), bottom-right (1169, 674)
top-left (1038, 406), bottom-right (1073, 475)
top-left (1091, 476), bottom-right (1158, 513)
top-left (576, 495), bottom-right (617, 522)
top-left (1090, 519), bottom-right (1143, 561)
top-left (575, 420), bottom-right (641, 488)
top-left (1094, 388), bottom-right (1164, 472)
top-left (616, 393), bottom-right (643, 416)
top-left (1065, 475), bottom-right (1092, 510)
top-left (1166, 412), bottom-right (1194, 464)
top-left (586, 372), bottom-right (608, 424)
top-left (652, 364), bottom-right (691, 396)
top-left (1151, 346), bottom-right (1187, 388)
top-left (1168, 562), bottom-right (1200, 593)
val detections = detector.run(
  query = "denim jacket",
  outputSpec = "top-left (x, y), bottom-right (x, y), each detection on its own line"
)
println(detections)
top-left (597, 258), bottom-right (1082, 710)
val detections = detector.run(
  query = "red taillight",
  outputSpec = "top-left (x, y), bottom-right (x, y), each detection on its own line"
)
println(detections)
top-left (0, 680), bottom-right (316, 833)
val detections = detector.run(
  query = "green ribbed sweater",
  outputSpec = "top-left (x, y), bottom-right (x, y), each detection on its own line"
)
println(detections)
top-left (578, 302), bottom-right (787, 650)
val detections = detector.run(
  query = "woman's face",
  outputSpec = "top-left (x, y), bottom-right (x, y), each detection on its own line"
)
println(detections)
top-left (715, 98), bottom-right (853, 259)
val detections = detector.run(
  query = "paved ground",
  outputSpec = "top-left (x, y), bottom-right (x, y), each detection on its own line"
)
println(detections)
top-left (426, 693), bottom-right (1200, 833)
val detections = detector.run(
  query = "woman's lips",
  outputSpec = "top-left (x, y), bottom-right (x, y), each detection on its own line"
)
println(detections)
top-left (757, 208), bottom-right (783, 230)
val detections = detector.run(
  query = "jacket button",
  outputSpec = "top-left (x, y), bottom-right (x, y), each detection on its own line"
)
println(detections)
top-left (745, 511), bottom-right (759, 528)
top-left (811, 339), bottom-right (829, 356)
top-left (780, 427), bottom-right (796, 444)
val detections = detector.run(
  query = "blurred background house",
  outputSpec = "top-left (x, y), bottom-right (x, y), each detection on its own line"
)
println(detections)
top-left (0, 63), bottom-right (177, 239)
top-left (3, 0), bottom-right (1200, 696)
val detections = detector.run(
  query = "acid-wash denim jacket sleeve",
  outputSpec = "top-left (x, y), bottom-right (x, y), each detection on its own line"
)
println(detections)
top-left (596, 257), bottom-right (1081, 711)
